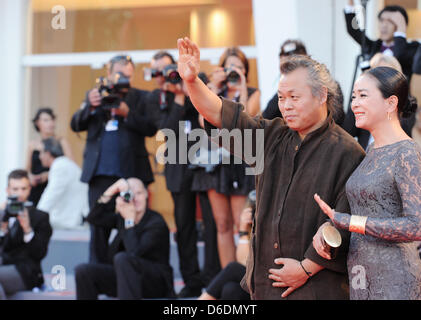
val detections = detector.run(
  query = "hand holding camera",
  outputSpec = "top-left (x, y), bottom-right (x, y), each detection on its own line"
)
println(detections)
top-left (3, 196), bottom-right (33, 234)
top-left (88, 88), bottom-right (102, 108)
top-left (101, 179), bottom-right (135, 220)
top-left (94, 72), bottom-right (131, 111)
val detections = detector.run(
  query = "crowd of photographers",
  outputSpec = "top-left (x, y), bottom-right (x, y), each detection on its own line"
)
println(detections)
top-left (1, 2), bottom-right (421, 300)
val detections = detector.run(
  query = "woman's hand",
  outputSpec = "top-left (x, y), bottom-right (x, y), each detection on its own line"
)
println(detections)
top-left (314, 193), bottom-right (335, 220)
top-left (208, 67), bottom-right (226, 93)
top-left (313, 193), bottom-right (351, 231)
top-left (177, 37), bottom-right (201, 83)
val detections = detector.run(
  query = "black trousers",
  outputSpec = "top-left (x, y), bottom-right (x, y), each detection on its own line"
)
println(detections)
top-left (75, 252), bottom-right (168, 300)
top-left (197, 192), bottom-right (221, 286)
top-left (171, 176), bottom-right (220, 289)
top-left (88, 175), bottom-right (120, 264)
top-left (206, 262), bottom-right (250, 300)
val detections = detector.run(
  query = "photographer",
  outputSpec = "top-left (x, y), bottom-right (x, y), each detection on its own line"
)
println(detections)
top-left (344, 0), bottom-right (419, 80)
top-left (74, 178), bottom-right (174, 300)
top-left (146, 51), bottom-right (220, 298)
top-left (70, 55), bottom-right (157, 263)
top-left (0, 170), bottom-right (52, 299)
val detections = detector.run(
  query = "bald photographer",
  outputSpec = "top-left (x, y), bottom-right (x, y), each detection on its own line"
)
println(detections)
top-left (74, 178), bottom-right (174, 300)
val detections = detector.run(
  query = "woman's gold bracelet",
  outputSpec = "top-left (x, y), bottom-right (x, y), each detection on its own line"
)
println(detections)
top-left (349, 215), bottom-right (368, 234)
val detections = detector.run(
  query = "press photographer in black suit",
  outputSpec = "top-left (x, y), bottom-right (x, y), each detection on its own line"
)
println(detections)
top-left (0, 170), bottom-right (52, 299)
top-left (70, 55), bottom-right (157, 264)
top-left (74, 178), bottom-right (174, 300)
top-left (344, 0), bottom-right (418, 80)
top-left (145, 51), bottom-right (220, 298)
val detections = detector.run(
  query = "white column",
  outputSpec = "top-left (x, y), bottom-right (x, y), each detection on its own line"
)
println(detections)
top-left (251, 0), bottom-right (381, 113)
top-left (0, 0), bottom-right (29, 199)
top-left (252, 0), bottom-right (298, 110)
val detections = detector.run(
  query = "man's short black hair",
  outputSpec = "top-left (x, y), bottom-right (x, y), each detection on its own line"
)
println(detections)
top-left (8, 169), bottom-right (29, 183)
top-left (109, 55), bottom-right (135, 73)
top-left (42, 137), bottom-right (64, 158)
top-left (378, 5), bottom-right (409, 25)
top-left (152, 51), bottom-right (176, 64)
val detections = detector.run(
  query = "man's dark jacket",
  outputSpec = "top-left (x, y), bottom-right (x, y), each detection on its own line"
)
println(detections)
top-left (70, 88), bottom-right (157, 185)
top-left (1, 207), bottom-right (52, 289)
top-left (147, 90), bottom-right (201, 193)
top-left (87, 201), bottom-right (175, 298)
top-left (205, 99), bottom-right (366, 300)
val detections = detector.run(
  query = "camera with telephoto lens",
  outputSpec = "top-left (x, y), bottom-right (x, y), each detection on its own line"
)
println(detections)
top-left (119, 190), bottom-right (133, 203)
top-left (143, 68), bottom-right (163, 81)
top-left (96, 72), bottom-right (131, 110)
top-left (5, 195), bottom-right (32, 217)
top-left (224, 68), bottom-right (241, 83)
top-left (162, 64), bottom-right (182, 84)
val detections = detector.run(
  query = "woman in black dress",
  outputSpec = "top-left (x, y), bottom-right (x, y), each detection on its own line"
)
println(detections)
top-left (26, 107), bottom-right (74, 205)
top-left (193, 47), bottom-right (260, 268)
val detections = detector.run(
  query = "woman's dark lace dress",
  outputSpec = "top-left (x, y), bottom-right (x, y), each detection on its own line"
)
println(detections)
top-left (345, 140), bottom-right (421, 300)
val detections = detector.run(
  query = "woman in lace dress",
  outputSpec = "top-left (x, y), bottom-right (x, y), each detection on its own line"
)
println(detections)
top-left (314, 66), bottom-right (421, 300)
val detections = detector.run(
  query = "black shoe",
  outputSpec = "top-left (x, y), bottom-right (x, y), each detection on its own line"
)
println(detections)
top-left (177, 286), bottom-right (203, 298)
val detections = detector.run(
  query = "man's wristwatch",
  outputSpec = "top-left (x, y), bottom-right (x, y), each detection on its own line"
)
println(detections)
top-left (238, 230), bottom-right (250, 237)
top-left (124, 219), bottom-right (135, 229)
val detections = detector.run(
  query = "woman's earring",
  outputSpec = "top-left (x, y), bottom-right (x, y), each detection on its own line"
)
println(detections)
top-left (387, 112), bottom-right (391, 121)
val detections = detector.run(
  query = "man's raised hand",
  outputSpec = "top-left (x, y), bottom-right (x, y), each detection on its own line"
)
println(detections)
top-left (177, 37), bottom-right (201, 83)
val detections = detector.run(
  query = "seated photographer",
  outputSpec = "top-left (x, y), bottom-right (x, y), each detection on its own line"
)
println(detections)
top-left (0, 170), bottom-right (52, 299)
top-left (198, 201), bottom-right (254, 301)
top-left (344, 0), bottom-right (419, 80)
top-left (70, 55), bottom-right (157, 264)
top-left (145, 51), bottom-right (220, 298)
top-left (37, 137), bottom-right (89, 230)
top-left (74, 178), bottom-right (174, 300)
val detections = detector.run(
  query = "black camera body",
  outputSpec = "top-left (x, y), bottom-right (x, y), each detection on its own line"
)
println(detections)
top-left (5, 196), bottom-right (32, 217)
top-left (96, 72), bottom-right (131, 110)
top-left (143, 68), bottom-right (163, 81)
top-left (143, 65), bottom-right (182, 85)
top-left (162, 64), bottom-right (182, 84)
top-left (119, 190), bottom-right (133, 203)
top-left (224, 68), bottom-right (241, 83)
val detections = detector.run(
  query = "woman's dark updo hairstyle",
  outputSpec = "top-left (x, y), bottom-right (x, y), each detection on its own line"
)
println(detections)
top-left (366, 66), bottom-right (418, 118)
top-left (32, 107), bottom-right (56, 132)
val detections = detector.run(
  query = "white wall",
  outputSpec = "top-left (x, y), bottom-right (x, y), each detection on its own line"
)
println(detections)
top-left (252, 0), bottom-right (382, 112)
top-left (0, 0), bottom-right (28, 200)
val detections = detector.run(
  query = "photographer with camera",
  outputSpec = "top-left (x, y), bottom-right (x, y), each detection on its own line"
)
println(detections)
top-left (198, 190), bottom-right (255, 300)
top-left (74, 178), bottom-right (174, 300)
top-left (344, 0), bottom-right (418, 80)
top-left (0, 170), bottom-right (52, 299)
top-left (70, 55), bottom-right (157, 264)
top-left (145, 51), bottom-right (220, 298)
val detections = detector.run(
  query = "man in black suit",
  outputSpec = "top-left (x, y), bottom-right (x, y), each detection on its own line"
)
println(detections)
top-left (344, 0), bottom-right (418, 80)
top-left (146, 51), bottom-right (220, 298)
top-left (74, 178), bottom-right (174, 300)
top-left (71, 55), bottom-right (157, 264)
top-left (0, 169), bottom-right (52, 299)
